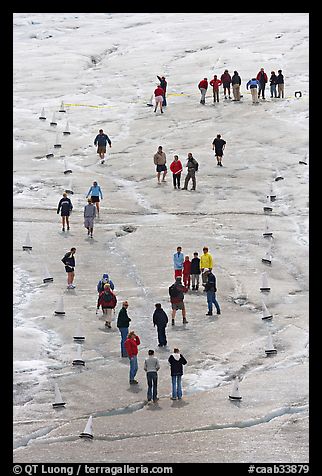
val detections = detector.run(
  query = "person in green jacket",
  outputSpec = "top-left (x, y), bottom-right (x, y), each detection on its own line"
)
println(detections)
top-left (117, 301), bottom-right (131, 357)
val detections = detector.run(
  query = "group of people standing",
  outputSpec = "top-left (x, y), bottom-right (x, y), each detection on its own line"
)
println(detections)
top-left (198, 68), bottom-right (285, 104)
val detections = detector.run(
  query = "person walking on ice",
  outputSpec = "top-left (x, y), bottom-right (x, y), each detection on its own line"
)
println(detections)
top-left (200, 247), bottom-right (213, 289)
top-left (144, 349), bottom-right (160, 403)
top-left (154, 84), bottom-right (165, 114)
top-left (57, 191), bottom-right (73, 232)
top-left (86, 181), bottom-right (103, 216)
top-left (124, 331), bottom-right (141, 385)
top-left (209, 75), bottom-right (222, 103)
top-left (96, 283), bottom-right (117, 328)
top-left (182, 153), bottom-right (199, 191)
top-left (168, 348), bottom-right (187, 400)
top-left (169, 277), bottom-right (188, 325)
top-left (212, 134), bottom-right (226, 166)
top-left (97, 273), bottom-right (115, 293)
top-left (204, 269), bottom-right (221, 315)
top-left (246, 77), bottom-right (260, 104)
top-left (117, 301), bottom-right (131, 357)
top-left (276, 69), bottom-right (284, 98)
top-left (220, 69), bottom-right (232, 99)
top-left (231, 71), bottom-right (242, 101)
top-left (169, 155), bottom-right (183, 189)
top-left (61, 247), bottom-right (76, 289)
top-left (198, 77), bottom-right (208, 104)
top-left (83, 198), bottom-right (96, 238)
top-left (94, 129), bottom-right (112, 164)
top-left (153, 146), bottom-right (167, 184)
top-left (157, 75), bottom-right (167, 107)
top-left (256, 68), bottom-right (268, 100)
top-left (153, 303), bottom-right (168, 347)
top-left (190, 252), bottom-right (201, 290)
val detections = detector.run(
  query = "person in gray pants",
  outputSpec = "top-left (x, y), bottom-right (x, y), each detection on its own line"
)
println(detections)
top-left (84, 198), bottom-right (96, 238)
top-left (144, 350), bottom-right (160, 403)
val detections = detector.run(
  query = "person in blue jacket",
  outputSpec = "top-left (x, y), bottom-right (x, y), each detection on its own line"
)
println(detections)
top-left (246, 78), bottom-right (260, 104)
top-left (94, 129), bottom-right (112, 164)
top-left (86, 181), bottom-right (103, 215)
top-left (57, 192), bottom-right (73, 232)
top-left (97, 273), bottom-right (115, 293)
top-left (173, 246), bottom-right (184, 278)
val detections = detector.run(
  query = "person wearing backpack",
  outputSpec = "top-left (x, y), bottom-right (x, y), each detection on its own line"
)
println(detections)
top-left (169, 277), bottom-right (188, 325)
top-left (96, 283), bottom-right (117, 328)
top-left (57, 191), bottom-right (73, 232)
top-left (61, 247), bottom-right (76, 289)
top-left (97, 273), bottom-right (115, 293)
top-left (182, 153), bottom-right (199, 191)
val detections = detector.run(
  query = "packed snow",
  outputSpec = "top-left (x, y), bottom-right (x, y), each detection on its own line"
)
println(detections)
top-left (13, 12), bottom-right (309, 463)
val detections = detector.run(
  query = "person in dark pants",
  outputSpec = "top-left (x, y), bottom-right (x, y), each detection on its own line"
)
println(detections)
top-left (124, 331), bottom-right (140, 384)
top-left (94, 129), bottom-right (112, 164)
top-left (153, 303), bottom-right (168, 347)
top-left (256, 68), bottom-right (268, 100)
top-left (276, 70), bottom-right (284, 98)
top-left (169, 155), bottom-right (183, 189)
top-left (57, 192), bottom-right (73, 232)
top-left (190, 252), bottom-right (201, 290)
top-left (144, 349), bottom-right (160, 403)
top-left (157, 75), bottom-right (167, 107)
top-left (212, 134), bottom-right (226, 166)
top-left (117, 301), bottom-right (131, 357)
top-left (182, 153), bottom-right (199, 191)
top-left (168, 348), bottom-right (187, 400)
top-left (269, 71), bottom-right (278, 98)
top-left (204, 269), bottom-right (221, 315)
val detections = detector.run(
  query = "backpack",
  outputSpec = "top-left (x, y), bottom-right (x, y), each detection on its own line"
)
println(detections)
top-left (169, 284), bottom-right (184, 299)
top-left (194, 161), bottom-right (199, 172)
top-left (97, 279), bottom-right (107, 293)
top-left (102, 291), bottom-right (117, 307)
top-left (61, 253), bottom-right (69, 265)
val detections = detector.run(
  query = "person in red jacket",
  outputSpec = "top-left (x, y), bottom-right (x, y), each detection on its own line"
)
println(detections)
top-left (209, 75), bottom-right (222, 103)
top-left (96, 283), bottom-right (117, 329)
top-left (154, 85), bottom-right (164, 114)
top-left (183, 256), bottom-right (191, 289)
top-left (169, 155), bottom-right (183, 189)
top-left (124, 331), bottom-right (141, 384)
top-left (220, 70), bottom-right (232, 99)
top-left (198, 78), bottom-right (208, 104)
top-left (256, 68), bottom-right (268, 100)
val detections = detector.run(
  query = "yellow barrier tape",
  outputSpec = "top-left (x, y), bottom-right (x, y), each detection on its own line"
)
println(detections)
top-left (64, 103), bottom-right (115, 108)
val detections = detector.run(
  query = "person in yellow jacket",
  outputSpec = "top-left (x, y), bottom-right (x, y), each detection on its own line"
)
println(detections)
top-left (200, 247), bottom-right (213, 289)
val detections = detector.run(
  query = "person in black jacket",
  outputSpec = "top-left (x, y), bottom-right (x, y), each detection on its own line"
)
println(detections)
top-left (94, 129), bottom-right (112, 164)
top-left (168, 348), bottom-right (187, 400)
top-left (61, 247), bottom-right (76, 289)
top-left (157, 75), bottom-right (167, 106)
top-left (231, 71), bottom-right (242, 101)
top-left (117, 301), bottom-right (131, 357)
top-left (269, 71), bottom-right (278, 98)
top-left (204, 269), bottom-right (221, 316)
top-left (190, 252), bottom-right (201, 290)
top-left (153, 303), bottom-right (168, 347)
top-left (57, 192), bottom-right (73, 232)
top-left (276, 69), bottom-right (284, 98)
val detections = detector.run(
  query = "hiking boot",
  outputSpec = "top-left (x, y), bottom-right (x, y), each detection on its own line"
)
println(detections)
top-left (182, 187), bottom-right (187, 190)
top-left (130, 379), bottom-right (138, 385)
top-left (170, 397), bottom-right (177, 400)
top-left (190, 188), bottom-right (195, 191)
top-left (172, 319), bottom-right (175, 326)
top-left (206, 312), bottom-right (213, 316)
top-left (67, 226), bottom-right (70, 231)
top-left (62, 227), bottom-right (65, 232)
top-left (217, 311), bottom-right (221, 315)
top-left (183, 318), bottom-right (188, 324)
top-left (192, 286), bottom-right (195, 290)
top-left (153, 398), bottom-right (159, 402)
